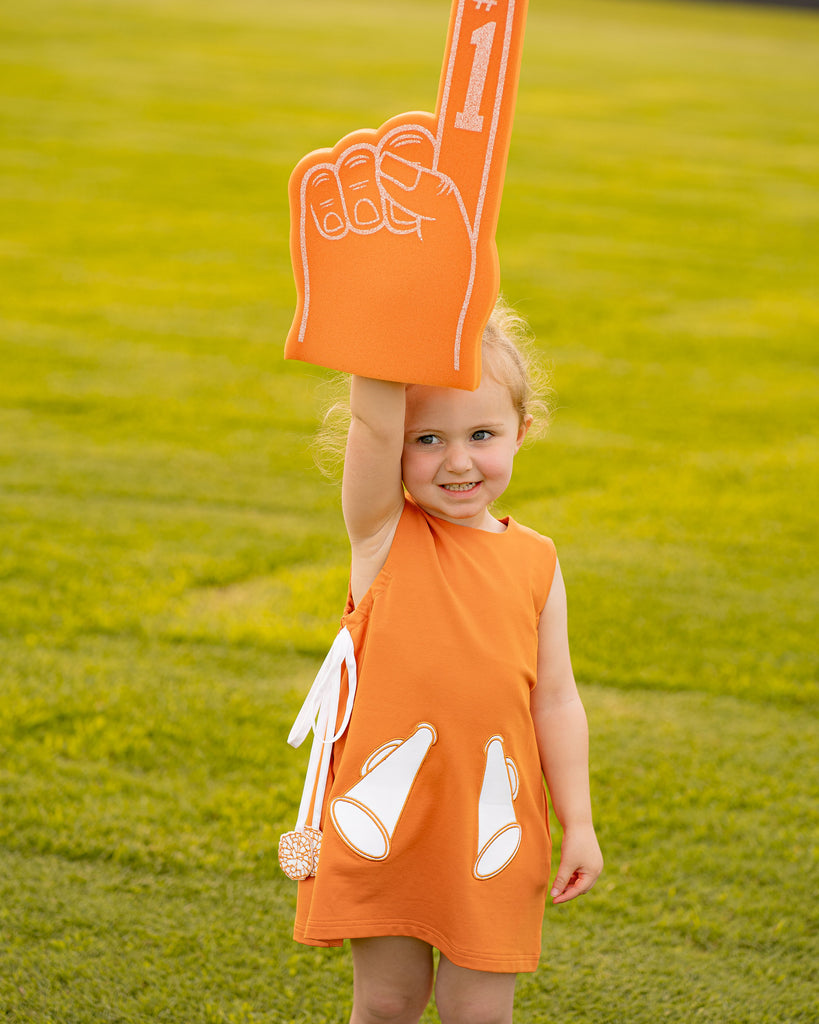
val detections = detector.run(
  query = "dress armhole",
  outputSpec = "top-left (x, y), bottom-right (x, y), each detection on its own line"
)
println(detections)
top-left (535, 537), bottom-right (558, 618)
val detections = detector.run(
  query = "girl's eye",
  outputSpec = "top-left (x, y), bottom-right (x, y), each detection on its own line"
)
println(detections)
top-left (417, 434), bottom-right (440, 445)
top-left (472, 430), bottom-right (493, 441)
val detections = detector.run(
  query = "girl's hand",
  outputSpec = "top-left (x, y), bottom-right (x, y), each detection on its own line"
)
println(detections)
top-left (550, 825), bottom-right (604, 905)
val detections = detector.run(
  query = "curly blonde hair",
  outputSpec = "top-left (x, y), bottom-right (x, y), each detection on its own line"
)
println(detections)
top-left (312, 298), bottom-right (552, 480)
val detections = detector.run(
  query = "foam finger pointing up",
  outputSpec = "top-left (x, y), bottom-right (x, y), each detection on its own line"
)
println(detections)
top-left (433, 0), bottom-right (528, 240)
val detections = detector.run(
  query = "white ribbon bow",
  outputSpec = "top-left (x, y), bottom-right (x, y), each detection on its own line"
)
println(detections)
top-left (288, 626), bottom-right (357, 833)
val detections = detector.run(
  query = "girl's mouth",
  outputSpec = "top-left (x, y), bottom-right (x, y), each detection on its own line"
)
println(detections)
top-left (441, 482), bottom-right (480, 492)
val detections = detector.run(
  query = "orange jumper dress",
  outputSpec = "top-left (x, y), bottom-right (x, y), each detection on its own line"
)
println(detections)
top-left (289, 497), bottom-right (557, 973)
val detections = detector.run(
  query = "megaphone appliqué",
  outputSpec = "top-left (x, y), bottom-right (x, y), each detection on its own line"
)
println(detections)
top-left (330, 723), bottom-right (438, 860)
top-left (473, 734), bottom-right (522, 880)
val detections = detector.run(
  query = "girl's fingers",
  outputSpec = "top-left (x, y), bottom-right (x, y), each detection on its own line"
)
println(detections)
top-left (551, 870), bottom-right (594, 904)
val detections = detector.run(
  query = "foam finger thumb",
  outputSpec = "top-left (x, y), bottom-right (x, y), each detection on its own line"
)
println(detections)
top-left (379, 153), bottom-right (458, 218)
top-left (379, 152), bottom-right (424, 192)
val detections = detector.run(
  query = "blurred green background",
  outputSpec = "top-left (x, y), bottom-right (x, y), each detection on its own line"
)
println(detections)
top-left (0, 0), bottom-right (817, 1021)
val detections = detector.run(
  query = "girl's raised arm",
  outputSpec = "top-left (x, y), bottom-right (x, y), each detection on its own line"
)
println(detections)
top-left (342, 376), bottom-right (406, 604)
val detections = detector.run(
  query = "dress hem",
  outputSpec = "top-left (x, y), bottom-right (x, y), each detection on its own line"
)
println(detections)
top-left (294, 917), bottom-right (541, 974)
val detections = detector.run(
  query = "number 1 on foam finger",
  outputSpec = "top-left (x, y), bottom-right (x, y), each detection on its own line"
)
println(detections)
top-left (455, 21), bottom-right (497, 133)
top-left (435, 0), bottom-right (525, 241)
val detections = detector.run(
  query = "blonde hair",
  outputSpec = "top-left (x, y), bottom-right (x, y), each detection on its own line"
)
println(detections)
top-left (480, 299), bottom-right (552, 436)
top-left (312, 297), bottom-right (552, 480)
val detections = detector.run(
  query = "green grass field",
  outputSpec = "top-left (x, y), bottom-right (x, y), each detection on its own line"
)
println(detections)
top-left (1, 0), bottom-right (817, 1020)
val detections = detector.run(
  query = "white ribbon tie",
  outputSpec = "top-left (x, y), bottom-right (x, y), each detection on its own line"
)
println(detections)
top-left (288, 626), bottom-right (357, 833)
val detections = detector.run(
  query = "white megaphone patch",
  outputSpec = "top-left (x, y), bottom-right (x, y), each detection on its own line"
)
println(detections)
top-left (473, 734), bottom-right (521, 880)
top-left (330, 723), bottom-right (438, 861)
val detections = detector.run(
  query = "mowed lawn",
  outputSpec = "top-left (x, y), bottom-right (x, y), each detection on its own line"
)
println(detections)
top-left (1, 0), bottom-right (817, 1021)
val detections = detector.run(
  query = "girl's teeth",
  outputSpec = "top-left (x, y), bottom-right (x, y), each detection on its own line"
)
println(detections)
top-left (444, 483), bottom-right (475, 491)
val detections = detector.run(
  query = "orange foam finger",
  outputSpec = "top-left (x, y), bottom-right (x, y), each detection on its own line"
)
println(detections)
top-left (284, 1), bottom-right (528, 390)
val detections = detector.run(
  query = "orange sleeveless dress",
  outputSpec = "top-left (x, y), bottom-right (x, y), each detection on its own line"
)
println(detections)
top-left (290, 498), bottom-right (557, 973)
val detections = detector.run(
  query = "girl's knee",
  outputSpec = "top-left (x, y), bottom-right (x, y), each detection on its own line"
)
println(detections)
top-left (352, 986), bottom-right (429, 1024)
top-left (350, 937), bottom-right (434, 1024)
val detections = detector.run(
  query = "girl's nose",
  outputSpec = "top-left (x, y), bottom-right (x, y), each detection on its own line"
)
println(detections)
top-left (445, 444), bottom-right (473, 473)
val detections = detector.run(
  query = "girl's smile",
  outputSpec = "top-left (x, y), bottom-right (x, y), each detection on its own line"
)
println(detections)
top-left (402, 374), bottom-right (531, 531)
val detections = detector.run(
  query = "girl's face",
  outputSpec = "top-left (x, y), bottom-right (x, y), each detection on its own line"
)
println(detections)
top-left (402, 373), bottom-right (531, 530)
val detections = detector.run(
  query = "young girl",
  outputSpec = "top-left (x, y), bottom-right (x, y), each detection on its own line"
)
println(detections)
top-left (280, 304), bottom-right (603, 1024)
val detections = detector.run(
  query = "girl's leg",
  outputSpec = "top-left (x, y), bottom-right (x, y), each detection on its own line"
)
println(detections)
top-left (434, 954), bottom-right (516, 1024)
top-left (350, 936), bottom-right (435, 1024)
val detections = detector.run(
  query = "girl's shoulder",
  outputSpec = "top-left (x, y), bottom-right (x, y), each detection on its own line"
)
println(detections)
top-left (505, 515), bottom-right (557, 554)
top-left (502, 518), bottom-right (558, 613)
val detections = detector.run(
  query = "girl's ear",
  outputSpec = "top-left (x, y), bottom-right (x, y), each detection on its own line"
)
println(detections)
top-left (515, 414), bottom-right (534, 452)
